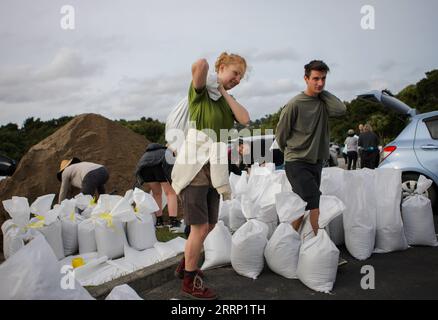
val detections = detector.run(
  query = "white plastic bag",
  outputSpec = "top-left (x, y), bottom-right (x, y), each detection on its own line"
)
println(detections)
top-left (105, 284), bottom-right (143, 300)
top-left (342, 169), bottom-right (376, 260)
top-left (59, 199), bottom-right (84, 256)
top-left (201, 221), bottom-right (232, 270)
top-left (231, 219), bottom-right (269, 279)
top-left (78, 218), bottom-right (97, 254)
top-left (0, 234), bottom-right (93, 300)
top-left (2, 196), bottom-right (33, 259)
top-left (402, 175), bottom-right (438, 246)
top-left (92, 197), bottom-right (136, 259)
top-left (374, 168), bottom-right (408, 253)
top-left (229, 199), bottom-right (246, 232)
top-left (321, 168), bottom-right (345, 245)
top-left (296, 230), bottom-right (339, 293)
top-left (264, 191), bottom-right (306, 279)
top-left (127, 212), bottom-right (157, 251)
top-left (296, 195), bottom-right (344, 293)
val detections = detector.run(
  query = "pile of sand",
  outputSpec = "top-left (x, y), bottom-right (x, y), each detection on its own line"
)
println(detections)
top-left (0, 113), bottom-right (150, 246)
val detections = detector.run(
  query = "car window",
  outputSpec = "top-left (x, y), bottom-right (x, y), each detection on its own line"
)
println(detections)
top-left (424, 117), bottom-right (438, 140)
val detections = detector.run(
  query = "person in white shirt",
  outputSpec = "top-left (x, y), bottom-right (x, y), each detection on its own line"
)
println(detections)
top-left (344, 129), bottom-right (359, 170)
top-left (57, 157), bottom-right (109, 203)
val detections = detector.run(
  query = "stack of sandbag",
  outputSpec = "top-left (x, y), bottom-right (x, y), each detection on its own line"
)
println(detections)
top-left (91, 195), bottom-right (136, 259)
top-left (28, 194), bottom-right (65, 260)
top-left (320, 167), bottom-right (345, 245)
top-left (231, 188), bottom-right (269, 279)
top-left (264, 191), bottom-right (306, 279)
top-left (1, 196), bottom-right (37, 259)
top-left (342, 169), bottom-right (376, 260)
top-left (402, 175), bottom-right (438, 246)
top-left (201, 220), bottom-right (232, 270)
top-left (373, 168), bottom-right (408, 253)
top-left (296, 195), bottom-right (345, 293)
top-left (59, 198), bottom-right (84, 256)
top-left (127, 188), bottom-right (159, 250)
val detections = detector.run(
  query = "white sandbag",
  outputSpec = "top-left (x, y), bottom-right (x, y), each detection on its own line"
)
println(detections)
top-left (74, 193), bottom-right (96, 219)
top-left (127, 212), bottom-right (157, 250)
top-left (374, 168), bottom-right (408, 253)
top-left (296, 229), bottom-right (339, 293)
top-left (296, 195), bottom-right (344, 292)
top-left (28, 215), bottom-right (65, 260)
top-left (265, 223), bottom-right (301, 279)
top-left (402, 175), bottom-right (438, 246)
top-left (321, 167), bottom-right (346, 245)
top-left (229, 199), bottom-right (246, 232)
top-left (124, 245), bottom-right (161, 269)
top-left (133, 188), bottom-right (159, 215)
top-left (78, 218), bottom-right (97, 254)
top-left (154, 241), bottom-right (178, 260)
top-left (201, 221), bottom-right (232, 270)
top-left (0, 234), bottom-right (93, 300)
top-left (229, 171), bottom-right (249, 199)
top-left (105, 284), bottom-right (143, 300)
top-left (272, 170), bottom-right (292, 192)
top-left (264, 191), bottom-right (307, 279)
top-left (2, 196), bottom-right (33, 259)
top-left (59, 199), bottom-right (84, 256)
top-left (231, 219), bottom-right (269, 279)
top-left (92, 197), bottom-right (136, 259)
top-left (343, 169), bottom-right (376, 260)
top-left (28, 196), bottom-right (65, 260)
top-left (218, 200), bottom-right (231, 228)
top-left (30, 194), bottom-right (55, 216)
top-left (95, 220), bottom-right (127, 259)
top-left (256, 205), bottom-right (278, 239)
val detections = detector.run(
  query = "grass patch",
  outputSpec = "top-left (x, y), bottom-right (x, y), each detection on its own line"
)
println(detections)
top-left (155, 226), bottom-right (186, 242)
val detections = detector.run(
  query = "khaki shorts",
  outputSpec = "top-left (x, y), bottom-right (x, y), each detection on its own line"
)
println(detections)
top-left (180, 163), bottom-right (219, 225)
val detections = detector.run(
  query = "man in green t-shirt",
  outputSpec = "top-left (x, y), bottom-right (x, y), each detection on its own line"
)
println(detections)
top-left (276, 60), bottom-right (346, 237)
top-left (175, 52), bottom-right (250, 300)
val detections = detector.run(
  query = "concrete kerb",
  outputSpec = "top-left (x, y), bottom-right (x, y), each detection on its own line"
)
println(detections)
top-left (85, 253), bottom-right (184, 300)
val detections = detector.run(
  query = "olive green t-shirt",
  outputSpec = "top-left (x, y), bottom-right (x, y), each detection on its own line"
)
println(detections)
top-left (188, 82), bottom-right (235, 142)
top-left (275, 90), bottom-right (346, 164)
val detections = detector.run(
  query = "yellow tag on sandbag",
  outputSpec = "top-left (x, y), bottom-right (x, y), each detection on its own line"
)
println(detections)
top-left (90, 197), bottom-right (97, 206)
top-left (72, 257), bottom-right (85, 268)
top-left (27, 215), bottom-right (45, 229)
top-left (70, 211), bottom-right (75, 221)
top-left (98, 213), bottom-right (113, 228)
top-left (134, 207), bottom-right (139, 214)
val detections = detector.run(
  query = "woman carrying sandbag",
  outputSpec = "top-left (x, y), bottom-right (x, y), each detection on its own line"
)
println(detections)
top-left (171, 52), bottom-right (250, 300)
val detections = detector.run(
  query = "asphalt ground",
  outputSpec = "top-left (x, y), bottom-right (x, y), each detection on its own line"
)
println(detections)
top-left (140, 217), bottom-right (438, 300)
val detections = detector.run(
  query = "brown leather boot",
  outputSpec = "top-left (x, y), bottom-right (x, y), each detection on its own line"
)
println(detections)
top-left (181, 273), bottom-right (217, 300)
top-left (175, 257), bottom-right (204, 279)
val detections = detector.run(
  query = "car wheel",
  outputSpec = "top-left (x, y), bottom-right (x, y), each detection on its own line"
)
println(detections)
top-left (402, 173), bottom-right (438, 215)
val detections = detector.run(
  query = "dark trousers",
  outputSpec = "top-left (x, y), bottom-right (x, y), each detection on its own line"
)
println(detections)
top-left (285, 160), bottom-right (323, 211)
top-left (361, 151), bottom-right (379, 169)
top-left (81, 167), bottom-right (109, 196)
top-left (347, 151), bottom-right (358, 170)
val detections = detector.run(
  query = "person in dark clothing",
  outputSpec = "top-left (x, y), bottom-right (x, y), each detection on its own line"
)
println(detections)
top-left (358, 124), bottom-right (380, 169)
top-left (135, 143), bottom-right (180, 228)
top-left (228, 138), bottom-right (251, 176)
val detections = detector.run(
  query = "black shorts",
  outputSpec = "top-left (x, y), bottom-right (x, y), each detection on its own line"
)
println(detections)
top-left (285, 160), bottom-right (323, 211)
top-left (138, 164), bottom-right (168, 183)
top-left (180, 185), bottom-right (219, 225)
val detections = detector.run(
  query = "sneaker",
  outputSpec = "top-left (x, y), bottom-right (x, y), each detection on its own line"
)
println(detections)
top-left (338, 257), bottom-right (348, 267)
top-left (156, 216), bottom-right (164, 228)
top-left (175, 257), bottom-right (204, 279)
top-left (170, 218), bottom-right (181, 228)
top-left (181, 274), bottom-right (217, 300)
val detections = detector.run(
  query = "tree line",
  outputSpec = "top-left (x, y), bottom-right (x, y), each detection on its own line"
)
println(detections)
top-left (1, 70), bottom-right (437, 163)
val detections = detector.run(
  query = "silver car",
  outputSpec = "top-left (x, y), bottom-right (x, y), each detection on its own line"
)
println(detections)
top-left (359, 90), bottom-right (438, 214)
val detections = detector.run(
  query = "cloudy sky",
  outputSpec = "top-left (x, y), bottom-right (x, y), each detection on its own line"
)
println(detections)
top-left (1, 0), bottom-right (437, 126)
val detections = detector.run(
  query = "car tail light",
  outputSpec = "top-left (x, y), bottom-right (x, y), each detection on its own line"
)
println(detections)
top-left (382, 146), bottom-right (397, 160)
